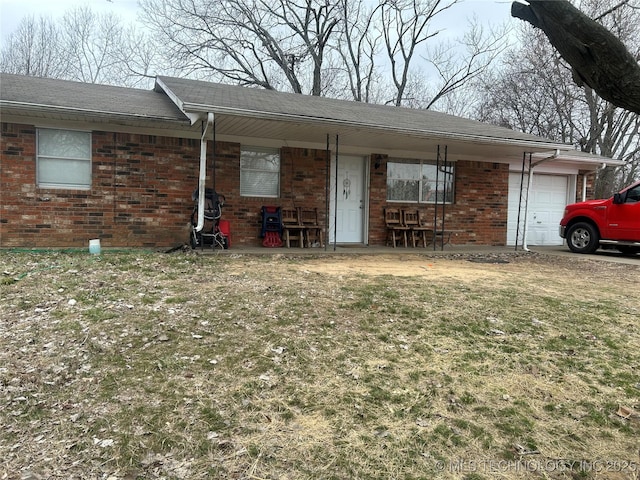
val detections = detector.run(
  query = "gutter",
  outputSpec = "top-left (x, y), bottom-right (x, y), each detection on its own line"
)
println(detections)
top-left (178, 101), bottom-right (567, 150)
top-left (153, 79), bottom-right (582, 152)
top-left (0, 100), bottom-right (187, 123)
top-left (522, 149), bottom-right (560, 251)
top-left (195, 113), bottom-right (215, 233)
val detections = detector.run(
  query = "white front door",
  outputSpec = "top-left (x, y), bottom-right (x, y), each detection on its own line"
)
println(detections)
top-left (329, 155), bottom-right (366, 243)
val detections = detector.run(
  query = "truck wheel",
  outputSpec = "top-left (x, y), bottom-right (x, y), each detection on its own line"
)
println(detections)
top-left (566, 222), bottom-right (599, 254)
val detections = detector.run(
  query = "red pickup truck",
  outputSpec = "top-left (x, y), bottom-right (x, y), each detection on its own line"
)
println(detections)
top-left (559, 180), bottom-right (640, 254)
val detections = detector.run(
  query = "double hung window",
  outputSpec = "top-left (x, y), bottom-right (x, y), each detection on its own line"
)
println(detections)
top-left (37, 128), bottom-right (91, 189)
top-left (240, 147), bottom-right (280, 197)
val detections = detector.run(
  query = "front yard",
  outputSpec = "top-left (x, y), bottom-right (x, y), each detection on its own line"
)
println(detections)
top-left (1, 250), bottom-right (639, 479)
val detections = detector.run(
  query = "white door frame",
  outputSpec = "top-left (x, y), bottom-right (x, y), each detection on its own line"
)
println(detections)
top-left (329, 154), bottom-right (368, 244)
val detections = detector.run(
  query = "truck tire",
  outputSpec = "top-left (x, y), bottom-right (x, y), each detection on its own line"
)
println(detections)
top-left (566, 222), bottom-right (599, 254)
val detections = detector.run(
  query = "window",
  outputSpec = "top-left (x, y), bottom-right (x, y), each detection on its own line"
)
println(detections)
top-left (387, 159), bottom-right (454, 203)
top-left (624, 185), bottom-right (640, 203)
top-left (37, 128), bottom-right (91, 189)
top-left (240, 147), bottom-right (280, 197)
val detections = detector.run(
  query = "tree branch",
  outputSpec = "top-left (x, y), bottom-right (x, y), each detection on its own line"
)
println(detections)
top-left (511, 0), bottom-right (640, 114)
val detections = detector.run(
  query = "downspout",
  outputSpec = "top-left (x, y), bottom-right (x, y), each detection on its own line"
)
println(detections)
top-left (522, 157), bottom-right (534, 252)
top-left (522, 149), bottom-right (560, 251)
top-left (582, 164), bottom-right (606, 201)
top-left (195, 112), bottom-right (214, 232)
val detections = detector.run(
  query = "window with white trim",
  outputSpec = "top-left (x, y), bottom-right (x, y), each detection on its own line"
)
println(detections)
top-left (37, 128), bottom-right (92, 189)
top-left (387, 159), bottom-right (454, 203)
top-left (240, 147), bottom-right (280, 197)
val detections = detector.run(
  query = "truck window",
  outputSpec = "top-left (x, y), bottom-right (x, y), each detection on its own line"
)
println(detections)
top-left (626, 185), bottom-right (640, 203)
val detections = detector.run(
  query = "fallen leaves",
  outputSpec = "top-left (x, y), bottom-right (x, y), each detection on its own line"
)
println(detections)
top-left (1, 251), bottom-right (639, 480)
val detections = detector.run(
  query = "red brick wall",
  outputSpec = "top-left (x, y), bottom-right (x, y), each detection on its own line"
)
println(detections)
top-left (368, 156), bottom-right (509, 246)
top-left (1, 124), bottom-right (202, 248)
top-left (210, 145), bottom-right (331, 246)
top-left (576, 172), bottom-right (595, 202)
top-left (1, 122), bottom-right (509, 248)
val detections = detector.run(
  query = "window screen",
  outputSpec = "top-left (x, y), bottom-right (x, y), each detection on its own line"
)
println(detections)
top-left (37, 128), bottom-right (91, 189)
top-left (240, 147), bottom-right (280, 197)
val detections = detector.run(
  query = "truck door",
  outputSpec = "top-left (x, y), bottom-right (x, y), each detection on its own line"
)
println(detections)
top-left (607, 184), bottom-right (640, 240)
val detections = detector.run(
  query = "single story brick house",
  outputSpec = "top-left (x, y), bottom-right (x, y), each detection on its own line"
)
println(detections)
top-left (0, 73), bottom-right (615, 249)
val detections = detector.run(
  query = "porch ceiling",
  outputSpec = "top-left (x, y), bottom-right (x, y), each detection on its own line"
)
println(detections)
top-left (210, 112), bottom-right (558, 160)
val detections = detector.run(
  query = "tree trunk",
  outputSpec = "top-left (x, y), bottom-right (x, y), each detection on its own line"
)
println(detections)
top-left (511, 0), bottom-right (640, 114)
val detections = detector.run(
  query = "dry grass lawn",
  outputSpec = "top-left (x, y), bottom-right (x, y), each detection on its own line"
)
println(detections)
top-left (1, 250), bottom-right (639, 480)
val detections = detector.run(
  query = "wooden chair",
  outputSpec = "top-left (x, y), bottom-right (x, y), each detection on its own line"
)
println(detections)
top-left (300, 207), bottom-right (324, 247)
top-left (384, 207), bottom-right (409, 247)
top-left (404, 209), bottom-right (433, 248)
top-left (281, 207), bottom-right (305, 248)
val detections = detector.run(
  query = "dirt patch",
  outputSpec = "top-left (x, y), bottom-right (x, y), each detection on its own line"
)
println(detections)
top-left (301, 254), bottom-right (512, 281)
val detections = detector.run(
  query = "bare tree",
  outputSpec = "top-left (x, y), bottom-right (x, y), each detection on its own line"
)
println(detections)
top-left (379, 0), bottom-right (466, 106)
top-left (334, 0), bottom-right (382, 102)
top-left (423, 17), bottom-right (509, 112)
top-left (115, 26), bottom-right (175, 88)
top-left (60, 7), bottom-right (125, 85)
top-left (476, 0), bottom-right (640, 195)
top-left (0, 7), bottom-right (158, 88)
top-left (0, 16), bottom-right (69, 78)
top-left (140, 0), bottom-right (506, 107)
top-left (366, 0), bottom-right (508, 109)
top-left (140, 0), bottom-right (342, 95)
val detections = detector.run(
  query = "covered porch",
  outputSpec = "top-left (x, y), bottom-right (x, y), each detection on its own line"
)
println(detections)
top-left (156, 76), bottom-right (600, 250)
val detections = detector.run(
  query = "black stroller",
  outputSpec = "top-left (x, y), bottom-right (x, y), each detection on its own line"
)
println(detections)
top-left (190, 188), bottom-right (230, 249)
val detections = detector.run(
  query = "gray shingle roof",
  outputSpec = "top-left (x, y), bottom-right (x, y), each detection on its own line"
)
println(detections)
top-left (156, 75), bottom-right (566, 148)
top-left (0, 73), bottom-right (187, 122)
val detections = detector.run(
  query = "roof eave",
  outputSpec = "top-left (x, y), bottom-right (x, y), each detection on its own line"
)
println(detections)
top-left (180, 101), bottom-right (568, 152)
top-left (531, 150), bottom-right (625, 169)
top-left (0, 100), bottom-right (189, 125)
top-left (155, 77), bottom-right (202, 125)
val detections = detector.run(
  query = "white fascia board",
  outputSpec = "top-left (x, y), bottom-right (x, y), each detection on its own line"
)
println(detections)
top-left (530, 149), bottom-right (624, 168)
top-left (0, 100), bottom-right (186, 124)
top-left (154, 77), bottom-right (202, 125)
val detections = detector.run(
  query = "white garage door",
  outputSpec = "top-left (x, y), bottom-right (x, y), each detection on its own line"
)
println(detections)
top-left (507, 173), bottom-right (568, 246)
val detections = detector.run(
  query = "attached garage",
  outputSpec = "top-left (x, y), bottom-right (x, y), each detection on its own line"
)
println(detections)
top-left (507, 172), bottom-right (570, 246)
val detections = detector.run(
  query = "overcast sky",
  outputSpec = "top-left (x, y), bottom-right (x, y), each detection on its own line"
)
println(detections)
top-left (0, 0), bottom-right (517, 44)
top-left (0, 0), bottom-right (140, 40)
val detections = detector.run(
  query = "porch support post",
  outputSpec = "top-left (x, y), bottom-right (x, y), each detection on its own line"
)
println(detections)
top-left (434, 145), bottom-right (440, 251)
top-left (515, 152), bottom-right (528, 251)
top-left (212, 117), bottom-right (216, 192)
top-left (522, 154), bottom-right (534, 252)
top-left (441, 145), bottom-right (448, 252)
top-left (325, 134), bottom-right (330, 252)
top-left (334, 134), bottom-right (339, 251)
